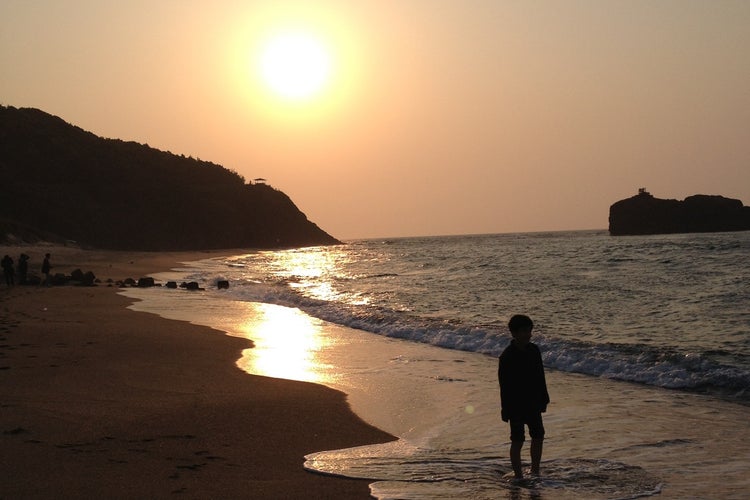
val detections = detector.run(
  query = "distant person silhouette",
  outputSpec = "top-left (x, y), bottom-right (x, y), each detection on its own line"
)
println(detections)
top-left (41, 253), bottom-right (52, 286)
top-left (2, 255), bottom-right (14, 286)
top-left (498, 314), bottom-right (550, 480)
top-left (18, 253), bottom-right (29, 284)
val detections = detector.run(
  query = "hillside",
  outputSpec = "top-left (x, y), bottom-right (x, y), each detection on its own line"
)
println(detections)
top-left (0, 106), bottom-right (340, 250)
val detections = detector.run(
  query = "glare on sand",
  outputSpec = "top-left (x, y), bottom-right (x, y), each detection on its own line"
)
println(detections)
top-left (236, 302), bottom-right (335, 385)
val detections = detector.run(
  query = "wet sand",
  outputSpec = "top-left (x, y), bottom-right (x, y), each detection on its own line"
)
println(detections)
top-left (0, 246), bottom-right (394, 499)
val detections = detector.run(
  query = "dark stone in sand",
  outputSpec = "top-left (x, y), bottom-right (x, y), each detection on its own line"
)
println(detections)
top-left (137, 277), bottom-right (156, 288)
top-left (82, 271), bottom-right (96, 286)
top-left (51, 273), bottom-right (68, 286)
top-left (217, 280), bottom-right (229, 289)
top-left (180, 281), bottom-right (202, 291)
top-left (166, 281), bottom-right (177, 289)
top-left (67, 269), bottom-right (96, 286)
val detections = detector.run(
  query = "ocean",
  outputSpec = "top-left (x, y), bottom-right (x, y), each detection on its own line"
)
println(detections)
top-left (123, 230), bottom-right (750, 499)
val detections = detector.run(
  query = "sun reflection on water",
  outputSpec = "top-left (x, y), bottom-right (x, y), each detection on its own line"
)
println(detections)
top-left (236, 302), bottom-right (335, 385)
top-left (259, 247), bottom-right (351, 302)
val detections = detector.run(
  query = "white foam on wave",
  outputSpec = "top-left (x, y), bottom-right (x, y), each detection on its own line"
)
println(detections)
top-left (160, 241), bottom-right (750, 402)
top-left (202, 277), bottom-right (750, 400)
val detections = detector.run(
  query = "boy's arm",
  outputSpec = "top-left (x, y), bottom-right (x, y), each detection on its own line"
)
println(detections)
top-left (498, 357), bottom-right (510, 422)
top-left (536, 345), bottom-right (550, 410)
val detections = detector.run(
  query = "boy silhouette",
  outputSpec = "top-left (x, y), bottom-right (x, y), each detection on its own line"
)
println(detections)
top-left (498, 314), bottom-right (550, 479)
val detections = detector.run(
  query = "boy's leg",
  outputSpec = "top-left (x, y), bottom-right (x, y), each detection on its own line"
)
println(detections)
top-left (527, 412), bottom-right (545, 476)
top-left (530, 438), bottom-right (543, 475)
top-left (510, 440), bottom-right (524, 479)
top-left (508, 418), bottom-right (525, 478)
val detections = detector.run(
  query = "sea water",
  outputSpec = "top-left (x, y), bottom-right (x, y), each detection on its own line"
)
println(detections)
top-left (123, 230), bottom-right (750, 499)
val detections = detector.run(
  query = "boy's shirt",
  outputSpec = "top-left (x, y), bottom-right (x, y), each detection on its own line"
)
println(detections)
top-left (498, 341), bottom-right (550, 421)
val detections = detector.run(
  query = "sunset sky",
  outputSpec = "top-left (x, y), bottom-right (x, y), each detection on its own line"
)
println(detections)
top-left (2, 0), bottom-right (749, 240)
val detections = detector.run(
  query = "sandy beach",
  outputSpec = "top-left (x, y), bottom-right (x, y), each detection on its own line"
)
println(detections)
top-left (0, 246), bottom-right (394, 499)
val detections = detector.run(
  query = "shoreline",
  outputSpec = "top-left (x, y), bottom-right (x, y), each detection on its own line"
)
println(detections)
top-left (0, 245), bottom-right (395, 498)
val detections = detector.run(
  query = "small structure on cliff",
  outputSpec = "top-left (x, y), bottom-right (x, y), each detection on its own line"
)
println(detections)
top-left (609, 189), bottom-right (750, 236)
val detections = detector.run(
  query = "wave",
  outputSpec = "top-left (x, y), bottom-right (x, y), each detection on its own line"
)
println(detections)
top-left (208, 277), bottom-right (750, 402)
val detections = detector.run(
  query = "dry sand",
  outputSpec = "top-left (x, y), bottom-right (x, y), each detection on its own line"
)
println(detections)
top-left (0, 245), bottom-right (394, 499)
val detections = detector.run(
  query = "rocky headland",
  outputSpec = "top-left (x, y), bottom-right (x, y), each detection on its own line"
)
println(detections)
top-left (609, 189), bottom-right (750, 236)
top-left (0, 106), bottom-right (340, 250)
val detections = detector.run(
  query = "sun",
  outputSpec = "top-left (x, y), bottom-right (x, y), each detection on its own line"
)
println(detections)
top-left (258, 31), bottom-right (333, 101)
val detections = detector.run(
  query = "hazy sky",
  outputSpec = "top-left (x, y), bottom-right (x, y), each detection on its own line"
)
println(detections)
top-left (2, 1), bottom-right (749, 240)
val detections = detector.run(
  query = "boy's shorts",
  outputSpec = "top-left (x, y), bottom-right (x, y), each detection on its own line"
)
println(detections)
top-left (509, 412), bottom-right (545, 442)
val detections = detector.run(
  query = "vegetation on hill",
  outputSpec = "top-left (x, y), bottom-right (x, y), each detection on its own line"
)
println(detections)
top-left (0, 106), bottom-right (340, 250)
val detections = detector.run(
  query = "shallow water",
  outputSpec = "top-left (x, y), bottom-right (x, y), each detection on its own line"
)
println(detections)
top-left (125, 289), bottom-right (750, 499)
top-left (304, 343), bottom-right (749, 499)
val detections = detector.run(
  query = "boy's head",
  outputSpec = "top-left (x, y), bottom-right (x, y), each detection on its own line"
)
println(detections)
top-left (508, 314), bottom-right (533, 346)
top-left (508, 314), bottom-right (533, 334)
